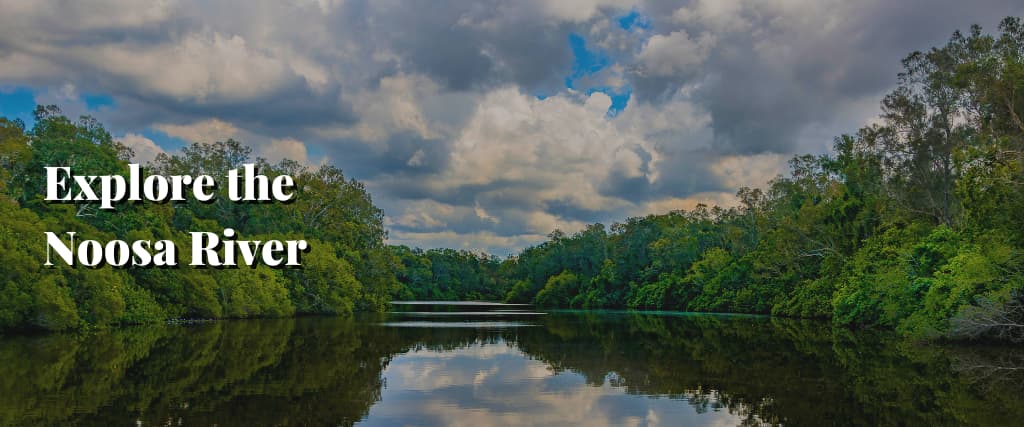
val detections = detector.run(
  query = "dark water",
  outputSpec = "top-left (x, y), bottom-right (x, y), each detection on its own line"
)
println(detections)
top-left (2, 308), bottom-right (1022, 426)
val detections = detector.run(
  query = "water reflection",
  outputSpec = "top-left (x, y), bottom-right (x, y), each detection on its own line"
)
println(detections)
top-left (361, 339), bottom-right (744, 427)
top-left (0, 311), bottom-right (1022, 426)
top-left (380, 321), bottom-right (537, 328)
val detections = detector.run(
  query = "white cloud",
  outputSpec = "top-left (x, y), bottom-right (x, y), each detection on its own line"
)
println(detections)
top-left (154, 118), bottom-right (238, 143)
top-left (287, 54), bottom-right (331, 93)
top-left (440, 88), bottom-right (652, 214)
top-left (0, 51), bottom-right (59, 82)
top-left (31, 82), bottom-right (93, 118)
top-left (0, 0), bottom-right (176, 32)
top-left (406, 149), bottom-right (427, 167)
top-left (474, 202), bottom-right (500, 224)
top-left (318, 74), bottom-right (446, 143)
top-left (670, 0), bottom-right (751, 33)
top-left (633, 192), bottom-right (740, 216)
top-left (377, 86), bottom-right (786, 252)
top-left (637, 31), bottom-right (715, 77)
top-left (119, 132), bottom-right (165, 164)
top-left (387, 200), bottom-right (454, 230)
top-left (87, 33), bottom-right (293, 101)
top-left (710, 153), bottom-right (789, 189)
top-left (263, 138), bottom-right (309, 165)
top-left (369, 341), bottom-right (747, 427)
top-left (387, 230), bottom-right (549, 254)
top-left (532, 0), bottom-right (635, 22)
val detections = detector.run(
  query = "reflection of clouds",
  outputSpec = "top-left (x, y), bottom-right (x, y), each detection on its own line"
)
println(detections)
top-left (358, 341), bottom-right (744, 427)
top-left (473, 366), bottom-right (498, 386)
top-left (525, 363), bottom-right (553, 380)
top-left (398, 342), bottom-right (520, 360)
top-left (380, 321), bottom-right (537, 328)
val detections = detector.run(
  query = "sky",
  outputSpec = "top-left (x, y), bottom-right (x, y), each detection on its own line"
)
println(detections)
top-left (1, 0), bottom-right (1021, 255)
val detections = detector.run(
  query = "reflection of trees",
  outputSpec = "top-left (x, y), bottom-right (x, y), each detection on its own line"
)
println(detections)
top-left (949, 347), bottom-right (1024, 390)
top-left (0, 319), bottom-right (409, 426)
top-left (0, 325), bottom-right (167, 426)
top-left (950, 293), bottom-right (1024, 343)
top-left (514, 313), bottom-right (814, 425)
top-left (516, 312), bottom-right (1024, 426)
top-left (1, 313), bottom-right (1022, 426)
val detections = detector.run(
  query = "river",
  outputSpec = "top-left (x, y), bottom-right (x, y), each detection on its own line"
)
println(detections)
top-left (1, 303), bottom-right (1021, 426)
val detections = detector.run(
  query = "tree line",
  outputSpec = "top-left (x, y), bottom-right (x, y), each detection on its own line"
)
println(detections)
top-left (0, 107), bottom-right (401, 331)
top-left (391, 18), bottom-right (1024, 342)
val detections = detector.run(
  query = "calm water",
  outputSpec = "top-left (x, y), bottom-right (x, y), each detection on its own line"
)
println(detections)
top-left (1, 307), bottom-right (1022, 426)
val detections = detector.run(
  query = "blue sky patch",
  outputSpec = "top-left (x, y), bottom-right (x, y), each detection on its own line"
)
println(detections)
top-left (82, 93), bottom-right (115, 110)
top-left (617, 10), bottom-right (651, 32)
top-left (141, 128), bottom-right (188, 152)
top-left (604, 88), bottom-right (631, 117)
top-left (0, 86), bottom-right (37, 125)
top-left (565, 34), bottom-right (630, 116)
top-left (588, 86), bottom-right (632, 117)
top-left (565, 33), bottom-right (610, 90)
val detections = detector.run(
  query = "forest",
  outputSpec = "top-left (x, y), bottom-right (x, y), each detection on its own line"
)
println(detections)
top-left (0, 106), bottom-right (401, 331)
top-left (1, 18), bottom-right (1023, 342)
top-left (391, 18), bottom-right (1024, 342)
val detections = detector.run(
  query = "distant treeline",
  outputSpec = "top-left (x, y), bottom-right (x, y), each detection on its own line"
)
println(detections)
top-left (1, 107), bottom-right (401, 331)
top-left (391, 18), bottom-right (1024, 342)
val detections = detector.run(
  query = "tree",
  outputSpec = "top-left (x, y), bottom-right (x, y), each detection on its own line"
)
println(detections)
top-left (950, 291), bottom-right (1024, 343)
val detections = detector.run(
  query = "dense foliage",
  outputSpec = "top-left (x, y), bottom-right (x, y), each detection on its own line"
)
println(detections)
top-left (0, 107), bottom-right (400, 331)
top-left (394, 18), bottom-right (1024, 341)
top-left (389, 246), bottom-right (508, 301)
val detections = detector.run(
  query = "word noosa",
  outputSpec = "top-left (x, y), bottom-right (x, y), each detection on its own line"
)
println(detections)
top-left (44, 230), bottom-right (308, 268)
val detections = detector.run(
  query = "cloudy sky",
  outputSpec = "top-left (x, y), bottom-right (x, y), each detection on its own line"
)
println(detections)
top-left (1, 0), bottom-right (1021, 254)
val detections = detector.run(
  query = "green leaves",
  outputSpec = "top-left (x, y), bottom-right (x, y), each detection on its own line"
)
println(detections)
top-left (0, 107), bottom-right (395, 331)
